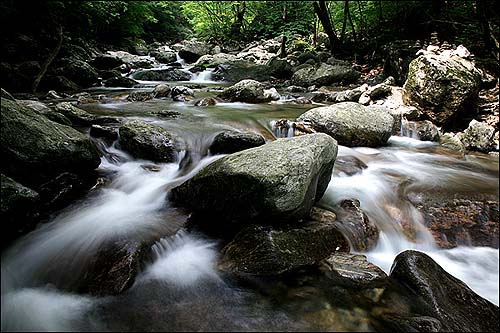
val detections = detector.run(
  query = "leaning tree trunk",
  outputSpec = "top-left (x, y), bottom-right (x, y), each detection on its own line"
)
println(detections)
top-left (32, 24), bottom-right (63, 94)
top-left (313, 0), bottom-right (342, 53)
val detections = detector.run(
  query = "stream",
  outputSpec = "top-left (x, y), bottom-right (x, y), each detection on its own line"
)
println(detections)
top-left (1, 61), bottom-right (499, 331)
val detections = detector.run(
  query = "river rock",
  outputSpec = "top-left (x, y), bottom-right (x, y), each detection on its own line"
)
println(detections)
top-left (333, 199), bottom-right (379, 251)
top-left (194, 53), bottom-right (238, 67)
top-left (266, 56), bottom-right (293, 79)
top-left (170, 133), bottom-right (338, 224)
top-left (155, 51), bottom-right (177, 64)
top-left (107, 50), bottom-right (156, 69)
top-left (194, 97), bottom-right (217, 107)
top-left (402, 120), bottom-right (441, 141)
top-left (439, 132), bottom-right (465, 153)
top-left (54, 102), bottom-right (96, 126)
top-left (461, 119), bottom-right (496, 152)
top-left (90, 54), bottom-right (124, 70)
top-left (126, 91), bottom-right (153, 102)
top-left (320, 253), bottom-right (387, 288)
top-left (40, 75), bottom-right (81, 92)
top-left (152, 84), bottom-right (171, 98)
top-left (17, 100), bottom-right (52, 114)
top-left (387, 250), bottom-right (499, 332)
top-left (90, 124), bottom-right (119, 142)
top-left (291, 63), bottom-right (360, 87)
top-left (297, 102), bottom-right (394, 147)
top-left (173, 39), bottom-right (212, 62)
top-left (218, 222), bottom-right (349, 275)
top-left (131, 68), bottom-right (191, 81)
top-left (334, 155), bottom-right (368, 176)
top-left (81, 239), bottom-right (147, 296)
top-left (209, 131), bottom-right (265, 155)
top-left (403, 52), bottom-right (483, 128)
top-left (1, 174), bottom-right (39, 246)
top-left (118, 120), bottom-right (177, 163)
top-left (170, 86), bottom-right (194, 99)
top-left (103, 76), bottom-right (138, 88)
top-left (218, 79), bottom-right (272, 103)
top-left (213, 60), bottom-right (271, 83)
top-left (1, 97), bottom-right (101, 191)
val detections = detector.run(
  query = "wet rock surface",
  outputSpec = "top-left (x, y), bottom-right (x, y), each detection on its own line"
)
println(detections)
top-left (218, 221), bottom-right (349, 275)
top-left (209, 131), bottom-right (265, 155)
top-left (382, 250), bottom-right (499, 332)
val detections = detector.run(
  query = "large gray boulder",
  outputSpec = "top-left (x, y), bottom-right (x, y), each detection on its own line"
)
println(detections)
top-left (118, 120), bottom-right (177, 163)
top-left (1, 97), bottom-right (101, 189)
top-left (53, 58), bottom-right (100, 87)
top-left (218, 79), bottom-right (271, 103)
top-left (213, 59), bottom-right (271, 82)
top-left (218, 222), bottom-right (349, 275)
top-left (387, 250), bottom-right (499, 332)
top-left (297, 102), bottom-right (394, 147)
top-left (291, 63), bottom-right (360, 87)
top-left (403, 52), bottom-right (483, 127)
top-left (170, 133), bottom-right (338, 223)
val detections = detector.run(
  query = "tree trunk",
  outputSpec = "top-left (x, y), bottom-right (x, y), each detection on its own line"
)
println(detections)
top-left (347, 1), bottom-right (357, 43)
top-left (32, 24), bottom-right (63, 94)
top-left (313, 0), bottom-right (342, 53)
top-left (357, 0), bottom-right (364, 36)
top-left (341, 1), bottom-right (348, 43)
top-left (476, 0), bottom-right (499, 59)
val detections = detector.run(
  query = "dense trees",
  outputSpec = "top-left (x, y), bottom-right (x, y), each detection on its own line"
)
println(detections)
top-left (0, 1), bottom-right (498, 59)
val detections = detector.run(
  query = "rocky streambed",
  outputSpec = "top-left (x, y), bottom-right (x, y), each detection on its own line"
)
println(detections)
top-left (1, 38), bottom-right (499, 332)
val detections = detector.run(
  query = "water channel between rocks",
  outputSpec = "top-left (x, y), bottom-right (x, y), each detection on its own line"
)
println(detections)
top-left (1, 76), bottom-right (499, 331)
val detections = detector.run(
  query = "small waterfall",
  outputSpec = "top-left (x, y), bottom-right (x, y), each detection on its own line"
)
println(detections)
top-left (175, 52), bottom-right (186, 66)
top-left (400, 117), bottom-right (419, 139)
top-left (190, 68), bottom-right (215, 83)
top-left (270, 119), bottom-right (294, 138)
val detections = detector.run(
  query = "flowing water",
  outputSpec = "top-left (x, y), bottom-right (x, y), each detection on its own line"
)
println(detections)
top-left (2, 64), bottom-right (499, 331)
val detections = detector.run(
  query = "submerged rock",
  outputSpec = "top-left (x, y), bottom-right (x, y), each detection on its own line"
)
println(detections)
top-left (170, 133), bottom-right (337, 224)
top-left (386, 250), bottom-right (499, 332)
top-left (297, 102), bottom-right (394, 147)
top-left (209, 131), bottom-right (265, 155)
top-left (118, 120), bottom-right (177, 163)
top-left (194, 97), bottom-right (218, 107)
top-left (218, 221), bottom-right (349, 275)
top-left (126, 91), bottom-right (153, 102)
top-left (333, 199), bottom-right (379, 251)
top-left (81, 239), bottom-right (147, 296)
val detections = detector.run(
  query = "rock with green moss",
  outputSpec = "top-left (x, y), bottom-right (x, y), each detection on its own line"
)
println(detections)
top-left (170, 133), bottom-right (337, 224)
top-left (118, 120), bottom-right (177, 162)
top-left (1, 97), bottom-right (101, 189)
top-left (218, 221), bottom-right (349, 275)
top-left (403, 53), bottom-right (483, 128)
top-left (291, 63), bottom-right (360, 87)
top-left (297, 102), bottom-right (394, 147)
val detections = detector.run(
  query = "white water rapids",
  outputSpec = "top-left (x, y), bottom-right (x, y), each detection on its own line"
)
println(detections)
top-left (1, 133), bottom-right (498, 331)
